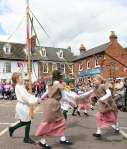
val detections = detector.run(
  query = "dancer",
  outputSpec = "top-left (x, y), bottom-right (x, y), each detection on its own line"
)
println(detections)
top-left (9, 72), bottom-right (40, 143)
top-left (92, 75), bottom-right (119, 138)
top-left (35, 70), bottom-right (93, 149)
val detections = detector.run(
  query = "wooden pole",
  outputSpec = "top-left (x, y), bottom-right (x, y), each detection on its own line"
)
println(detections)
top-left (26, 0), bottom-right (34, 119)
top-left (26, 0), bottom-right (32, 94)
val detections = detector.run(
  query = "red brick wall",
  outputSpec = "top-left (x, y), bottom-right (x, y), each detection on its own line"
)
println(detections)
top-left (74, 40), bottom-right (127, 80)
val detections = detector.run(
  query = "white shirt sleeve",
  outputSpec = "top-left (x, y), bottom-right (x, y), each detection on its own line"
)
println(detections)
top-left (99, 89), bottom-right (112, 101)
top-left (61, 90), bottom-right (77, 104)
top-left (15, 85), bottom-right (39, 104)
top-left (79, 89), bottom-right (94, 98)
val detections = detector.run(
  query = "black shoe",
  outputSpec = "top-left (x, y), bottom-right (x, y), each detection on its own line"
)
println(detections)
top-left (72, 113), bottom-right (77, 116)
top-left (113, 129), bottom-right (120, 135)
top-left (93, 133), bottom-right (102, 138)
top-left (38, 142), bottom-right (52, 149)
top-left (60, 140), bottom-right (73, 145)
top-left (91, 107), bottom-right (94, 111)
top-left (77, 111), bottom-right (81, 116)
top-left (84, 112), bottom-right (89, 117)
top-left (9, 127), bottom-right (13, 137)
top-left (24, 138), bottom-right (36, 144)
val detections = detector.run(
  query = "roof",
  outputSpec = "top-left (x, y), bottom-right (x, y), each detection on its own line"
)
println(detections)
top-left (0, 41), bottom-right (75, 62)
top-left (39, 46), bottom-right (75, 62)
top-left (0, 41), bottom-right (40, 61)
top-left (73, 42), bottom-right (111, 62)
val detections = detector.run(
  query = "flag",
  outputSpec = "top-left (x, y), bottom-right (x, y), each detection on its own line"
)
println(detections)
top-left (23, 47), bottom-right (28, 64)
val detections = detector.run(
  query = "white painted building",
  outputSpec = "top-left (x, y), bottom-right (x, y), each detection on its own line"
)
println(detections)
top-left (0, 42), bottom-right (39, 82)
top-left (0, 60), bottom-right (38, 82)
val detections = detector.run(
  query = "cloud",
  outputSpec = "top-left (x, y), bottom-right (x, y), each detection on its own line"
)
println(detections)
top-left (0, 0), bottom-right (127, 55)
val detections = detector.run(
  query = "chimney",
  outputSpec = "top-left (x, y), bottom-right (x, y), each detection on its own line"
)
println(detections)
top-left (109, 31), bottom-right (118, 43)
top-left (67, 46), bottom-right (71, 52)
top-left (79, 44), bottom-right (86, 54)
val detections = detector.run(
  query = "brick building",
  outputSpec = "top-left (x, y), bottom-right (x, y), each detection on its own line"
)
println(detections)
top-left (73, 31), bottom-right (127, 80)
top-left (38, 46), bottom-right (75, 80)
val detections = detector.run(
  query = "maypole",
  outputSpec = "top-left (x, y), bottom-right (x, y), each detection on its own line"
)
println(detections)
top-left (26, 0), bottom-right (34, 118)
top-left (26, 0), bottom-right (32, 94)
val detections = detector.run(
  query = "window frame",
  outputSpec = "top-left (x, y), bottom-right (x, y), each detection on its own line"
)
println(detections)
top-left (43, 63), bottom-right (48, 73)
top-left (4, 62), bottom-right (11, 73)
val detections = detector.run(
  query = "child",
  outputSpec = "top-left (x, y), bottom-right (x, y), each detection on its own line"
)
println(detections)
top-left (92, 75), bottom-right (119, 138)
top-left (9, 72), bottom-right (40, 144)
top-left (35, 70), bottom-right (94, 149)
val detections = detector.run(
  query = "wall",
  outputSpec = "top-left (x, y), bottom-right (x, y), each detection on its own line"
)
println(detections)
top-left (0, 60), bottom-right (38, 82)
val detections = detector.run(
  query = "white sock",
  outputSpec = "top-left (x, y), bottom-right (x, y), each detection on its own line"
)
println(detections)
top-left (40, 138), bottom-right (47, 144)
top-left (77, 107), bottom-right (80, 112)
top-left (60, 136), bottom-right (66, 141)
top-left (96, 128), bottom-right (101, 134)
top-left (112, 122), bottom-right (119, 130)
top-left (84, 109), bottom-right (87, 113)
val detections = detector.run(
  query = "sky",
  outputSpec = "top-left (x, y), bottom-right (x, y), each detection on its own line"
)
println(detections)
top-left (0, 0), bottom-right (127, 55)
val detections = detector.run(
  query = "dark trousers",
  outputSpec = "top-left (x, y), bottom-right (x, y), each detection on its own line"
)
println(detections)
top-left (10, 121), bottom-right (31, 141)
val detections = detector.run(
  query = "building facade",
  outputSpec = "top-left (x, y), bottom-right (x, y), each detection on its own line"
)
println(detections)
top-left (73, 32), bottom-right (127, 80)
top-left (0, 42), bottom-right (40, 82)
top-left (38, 47), bottom-right (75, 80)
top-left (0, 42), bottom-right (75, 82)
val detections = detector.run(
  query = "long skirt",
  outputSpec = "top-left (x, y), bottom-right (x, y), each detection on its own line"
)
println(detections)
top-left (96, 111), bottom-right (118, 128)
top-left (79, 103), bottom-right (91, 110)
top-left (35, 119), bottom-right (65, 137)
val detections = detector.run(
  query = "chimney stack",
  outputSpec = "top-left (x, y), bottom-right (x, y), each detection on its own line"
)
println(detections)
top-left (79, 44), bottom-right (86, 54)
top-left (67, 46), bottom-right (71, 52)
top-left (109, 31), bottom-right (118, 43)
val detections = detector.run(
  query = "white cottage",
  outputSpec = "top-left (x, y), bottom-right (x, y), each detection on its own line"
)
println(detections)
top-left (0, 42), bottom-right (39, 82)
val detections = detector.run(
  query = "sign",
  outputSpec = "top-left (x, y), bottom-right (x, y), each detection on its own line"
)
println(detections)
top-left (79, 68), bottom-right (102, 77)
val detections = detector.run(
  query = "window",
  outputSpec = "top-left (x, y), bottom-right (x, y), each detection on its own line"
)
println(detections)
top-left (43, 63), bottom-right (48, 73)
top-left (69, 64), bottom-right (73, 77)
top-left (3, 43), bottom-right (11, 54)
top-left (57, 49), bottom-right (63, 59)
top-left (79, 62), bottom-right (83, 71)
top-left (60, 63), bottom-right (65, 74)
top-left (95, 59), bottom-right (100, 67)
top-left (4, 62), bottom-right (11, 73)
top-left (40, 48), bottom-right (46, 57)
top-left (52, 63), bottom-right (57, 71)
top-left (87, 60), bottom-right (90, 69)
top-left (42, 48), bottom-right (46, 57)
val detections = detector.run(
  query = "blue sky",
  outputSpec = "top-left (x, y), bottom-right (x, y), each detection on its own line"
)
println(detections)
top-left (0, 0), bottom-right (11, 15)
top-left (0, 0), bottom-right (127, 55)
top-left (0, 24), bottom-right (7, 35)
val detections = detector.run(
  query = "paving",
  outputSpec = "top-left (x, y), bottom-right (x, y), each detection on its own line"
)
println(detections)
top-left (0, 100), bottom-right (127, 149)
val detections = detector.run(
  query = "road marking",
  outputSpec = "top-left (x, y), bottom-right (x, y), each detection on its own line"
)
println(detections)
top-left (0, 121), bottom-right (19, 137)
top-left (0, 123), bottom-right (14, 125)
top-left (120, 130), bottom-right (127, 139)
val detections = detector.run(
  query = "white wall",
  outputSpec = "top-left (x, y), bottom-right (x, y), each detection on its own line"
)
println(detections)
top-left (0, 60), bottom-right (38, 82)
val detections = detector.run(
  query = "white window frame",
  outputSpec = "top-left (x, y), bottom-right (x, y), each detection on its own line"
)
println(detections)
top-left (43, 63), bottom-right (48, 73)
top-left (52, 63), bottom-right (57, 71)
top-left (3, 43), bottom-right (11, 54)
top-left (95, 58), bottom-right (100, 68)
top-left (87, 60), bottom-right (90, 69)
top-left (41, 48), bottom-right (46, 57)
top-left (4, 62), bottom-right (11, 73)
top-left (68, 64), bottom-right (73, 78)
top-left (79, 62), bottom-right (83, 71)
top-left (60, 63), bottom-right (65, 74)
top-left (57, 49), bottom-right (63, 59)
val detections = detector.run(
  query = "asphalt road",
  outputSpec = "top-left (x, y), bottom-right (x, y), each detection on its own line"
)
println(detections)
top-left (0, 100), bottom-right (127, 149)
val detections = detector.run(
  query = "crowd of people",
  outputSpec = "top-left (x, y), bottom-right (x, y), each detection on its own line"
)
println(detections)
top-left (7, 70), bottom-right (127, 149)
top-left (0, 81), bottom-right (16, 100)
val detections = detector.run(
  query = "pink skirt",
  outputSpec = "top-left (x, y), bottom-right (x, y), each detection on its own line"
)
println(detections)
top-left (79, 103), bottom-right (91, 110)
top-left (96, 111), bottom-right (118, 128)
top-left (35, 119), bottom-right (65, 137)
